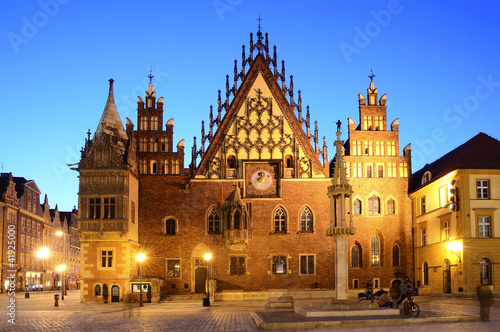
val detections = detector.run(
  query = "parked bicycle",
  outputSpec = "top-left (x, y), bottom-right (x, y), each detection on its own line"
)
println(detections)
top-left (403, 293), bottom-right (420, 317)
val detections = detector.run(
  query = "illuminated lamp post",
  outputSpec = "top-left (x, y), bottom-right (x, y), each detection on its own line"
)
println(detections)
top-left (56, 230), bottom-right (67, 296)
top-left (137, 253), bottom-right (145, 307)
top-left (37, 247), bottom-right (49, 290)
top-left (203, 253), bottom-right (212, 306)
top-left (448, 240), bottom-right (463, 263)
top-left (56, 264), bottom-right (66, 300)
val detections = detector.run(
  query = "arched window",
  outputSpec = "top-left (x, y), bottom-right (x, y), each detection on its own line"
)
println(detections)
top-left (300, 207), bottom-right (313, 231)
top-left (207, 207), bottom-right (220, 233)
top-left (227, 155), bottom-right (236, 169)
top-left (479, 257), bottom-right (492, 285)
top-left (274, 206), bottom-right (287, 233)
top-left (94, 284), bottom-right (101, 297)
top-left (165, 219), bottom-right (176, 235)
top-left (387, 199), bottom-right (395, 215)
top-left (351, 245), bottom-right (361, 268)
top-left (353, 199), bottom-right (362, 215)
top-left (422, 171), bottom-right (432, 185)
top-left (285, 155), bottom-right (293, 168)
top-left (423, 262), bottom-right (429, 285)
top-left (371, 236), bottom-right (380, 266)
top-left (368, 196), bottom-right (380, 215)
top-left (392, 244), bottom-right (400, 266)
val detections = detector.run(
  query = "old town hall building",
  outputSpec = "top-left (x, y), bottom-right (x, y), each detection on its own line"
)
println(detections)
top-left (74, 29), bottom-right (413, 303)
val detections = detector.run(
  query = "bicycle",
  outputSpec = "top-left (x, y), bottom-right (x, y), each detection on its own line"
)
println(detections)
top-left (403, 293), bottom-right (420, 317)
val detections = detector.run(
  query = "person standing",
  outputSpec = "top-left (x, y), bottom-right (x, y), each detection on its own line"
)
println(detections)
top-left (477, 285), bottom-right (494, 321)
top-left (395, 276), bottom-right (413, 308)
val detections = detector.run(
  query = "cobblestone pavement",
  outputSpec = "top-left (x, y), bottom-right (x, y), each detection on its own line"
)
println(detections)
top-left (0, 291), bottom-right (498, 331)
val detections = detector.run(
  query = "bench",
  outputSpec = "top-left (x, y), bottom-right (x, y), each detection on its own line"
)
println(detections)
top-left (268, 296), bottom-right (294, 308)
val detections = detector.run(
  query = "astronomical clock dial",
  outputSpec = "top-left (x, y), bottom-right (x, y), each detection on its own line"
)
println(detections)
top-left (245, 162), bottom-right (279, 198)
top-left (250, 170), bottom-right (273, 190)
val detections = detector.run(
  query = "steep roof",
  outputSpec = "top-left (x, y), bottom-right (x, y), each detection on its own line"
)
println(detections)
top-left (94, 79), bottom-right (128, 148)
top-left (410, 132), bottom-right (500, 192)
top-left (194, 33), bottom-right (326, 177)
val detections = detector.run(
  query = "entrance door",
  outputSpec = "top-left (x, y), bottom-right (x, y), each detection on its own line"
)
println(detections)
top-left (111, 285), bottom-right (120, 302)
top-left (195, 267), bottom-right (207, 293)
top-left (443, 259), bottom-right (451, 293)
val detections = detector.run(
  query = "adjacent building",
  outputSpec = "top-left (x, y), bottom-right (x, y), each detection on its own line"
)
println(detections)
top-left (0, 173), bottom-right (80, 292)
top-left (409, 133), bottom-right (500, 296)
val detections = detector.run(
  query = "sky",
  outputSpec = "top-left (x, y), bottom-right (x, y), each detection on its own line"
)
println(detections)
top-left (1, 0), bottom-right (499, 211)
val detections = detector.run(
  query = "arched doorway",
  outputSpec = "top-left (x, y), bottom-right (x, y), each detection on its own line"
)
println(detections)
top-left (195, 267), bottom-right (207, 294)
top-left (443, 259), bottom-right (451, 293)
top-left (111, 285), bottom-right (120, 302)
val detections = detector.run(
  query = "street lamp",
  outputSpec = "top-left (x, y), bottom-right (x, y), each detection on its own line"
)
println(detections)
top-left (37, 247), bottom-right (49, 290)
top-left (203, 253), bottom-right (212, 307)
top-left (448, 240), bottom-right (463, 263)
top-left (56, 264), bottom-right (66, 300)
top-left (56, 230), bottom-right (67, 296)
top-left (137, 253), bottom-right (145, 307)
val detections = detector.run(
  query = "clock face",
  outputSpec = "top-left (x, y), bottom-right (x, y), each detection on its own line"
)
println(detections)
top-left (245, 162), bottom-right (280, 198)
top-left (251, 170), bottom-right (273, 190)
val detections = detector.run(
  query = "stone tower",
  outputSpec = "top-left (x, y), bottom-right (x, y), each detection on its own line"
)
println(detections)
top-left (326, 123), bottom-right (356, 301)
top-left (74, 79), bottom-right (140, 303)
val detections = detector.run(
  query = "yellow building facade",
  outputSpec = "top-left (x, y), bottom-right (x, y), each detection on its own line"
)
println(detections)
top-left (410, 133), bottom-right (500, 297)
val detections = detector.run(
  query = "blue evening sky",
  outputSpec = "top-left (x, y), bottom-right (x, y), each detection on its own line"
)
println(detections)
top-left (1, 0), bottom-right (499, 211)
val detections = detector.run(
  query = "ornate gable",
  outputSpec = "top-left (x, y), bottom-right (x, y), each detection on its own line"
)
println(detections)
top-left (79, 133), bottom-right (129, 170)
top-left (193, 33), bottom-right (327, 181)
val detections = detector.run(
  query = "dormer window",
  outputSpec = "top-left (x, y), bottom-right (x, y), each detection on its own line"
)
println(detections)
top-left (421, 171), bottom-right (432, 185)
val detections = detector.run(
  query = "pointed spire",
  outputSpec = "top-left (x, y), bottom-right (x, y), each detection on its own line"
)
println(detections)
top-left (94, 79), bottom-right (128, 146)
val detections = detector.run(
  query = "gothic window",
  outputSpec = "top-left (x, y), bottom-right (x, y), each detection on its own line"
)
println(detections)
top-left (230, 256), bottom-right (246, 275)
top-left (300, 255), bottom-right (315, 274)
top-left (353, 199), bottom-right (362, 215)
top-left (227, 155), bottom-right (236, 169)
top-left (479, 257), bottom-right (492, 285)
top-left (151, 160), bottom-right (158, 174)
top-left (300, 207), bottom-right (313, 231)
top-left (274, 206), bottom-right (287, 233)
top-left (161, 138), bottom-right (169, 152)
top-left (423, 262), bottom-right (429, 285)
top-left (103, 198), bottom-right (116, 219)
top-left (272, 255), bottom-right (287, 274)
top-left (140, 160), bottom-right (148, 174)
top-left (387, 199), bottom-right (395, 215)
top-left (165, 219), bottom-right (176, 235)
top-left (370, 236), bottom-right (380, 266)
top-left (392, 244), bottom-right (400, 266)
top-left (366, 165), bottom-right (373, 178)
top-left (167, 259), bottom-right (181, 278)
top-left (368, 196), bottom-right (380, 215)
top-left (151, 116), bottom-right (158, 130)
top-left (351, 245), bottom-right (361, 268)
top-left (207, 207), bottom-right (221, 233)
top-left (140, 117), bottom-right (148, 130)
top-left (285, 155), bottom-right (293, 168)
top-left (477, 180), bottom-right (489, 199)
top-left (89, 198), bottom-right (101, 219)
